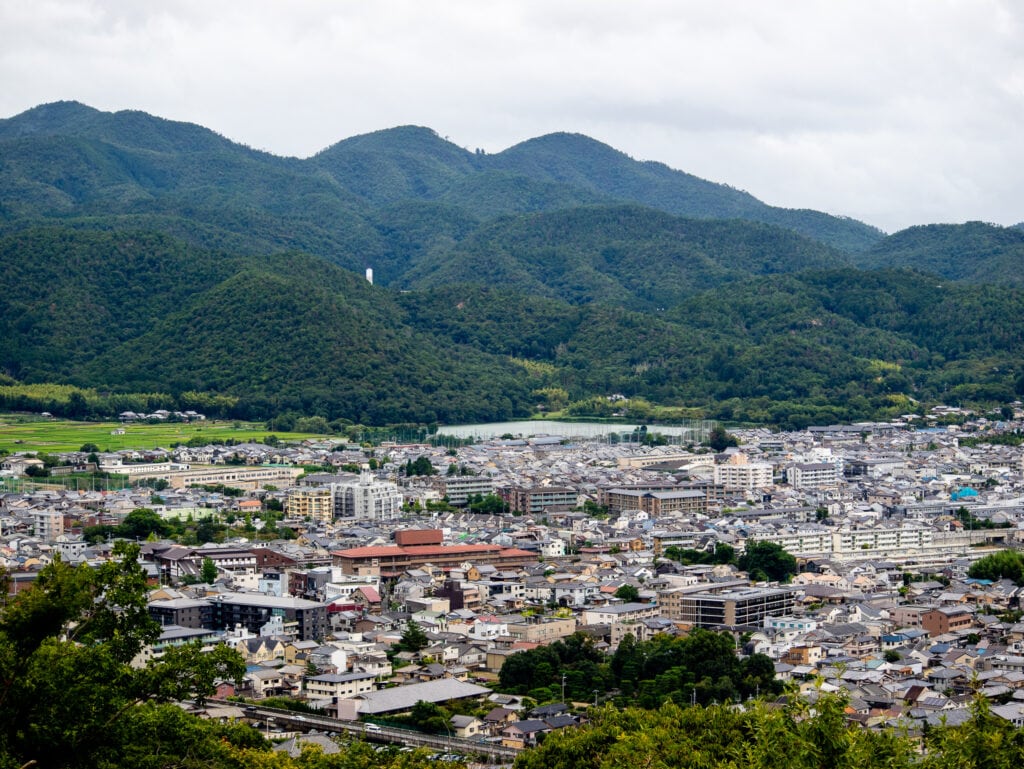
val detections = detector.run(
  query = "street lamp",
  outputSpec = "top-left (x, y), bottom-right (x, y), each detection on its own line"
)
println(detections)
top-left (561, 673), bottom-right (567, 703)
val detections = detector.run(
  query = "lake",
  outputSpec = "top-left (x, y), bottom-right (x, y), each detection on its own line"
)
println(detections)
top-left (436, 419), bottom-right (713, 441)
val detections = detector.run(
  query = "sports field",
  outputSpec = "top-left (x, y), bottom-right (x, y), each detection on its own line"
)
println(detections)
top-left (0, 415), bottom-right (327, 454)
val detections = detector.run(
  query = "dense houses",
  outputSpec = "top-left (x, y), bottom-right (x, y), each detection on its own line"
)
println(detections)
top-left (6, 409), bottom-right (1024, 735)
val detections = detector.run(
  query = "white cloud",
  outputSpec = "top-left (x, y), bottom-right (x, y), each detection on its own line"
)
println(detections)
top-left (1, 0), bottom-right (1022, 231)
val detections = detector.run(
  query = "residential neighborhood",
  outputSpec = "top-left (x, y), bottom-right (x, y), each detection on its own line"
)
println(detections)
top-left (5, 407), bottom-right (1024, 745)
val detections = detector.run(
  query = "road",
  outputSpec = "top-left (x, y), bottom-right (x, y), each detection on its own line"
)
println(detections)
top-left (205, 700), bottom-right (520, 764)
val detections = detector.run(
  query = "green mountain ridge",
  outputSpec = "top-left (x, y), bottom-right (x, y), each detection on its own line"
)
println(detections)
top-left (2, 102), bottom-right (1024, 426)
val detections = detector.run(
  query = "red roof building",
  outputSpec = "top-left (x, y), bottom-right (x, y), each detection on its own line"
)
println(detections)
top-left (331, 542), bottom-right (535, 577)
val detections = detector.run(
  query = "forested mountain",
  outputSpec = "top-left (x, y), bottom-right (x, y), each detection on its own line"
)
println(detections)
top-left (1, 101), bottom-right (1023, 426)
top-left (400, 206), bottom-right (846, 306)
top-left (853, 221), bottom-right (1024, 283)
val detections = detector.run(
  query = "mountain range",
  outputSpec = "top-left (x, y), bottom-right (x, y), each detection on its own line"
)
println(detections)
top-left (1, 101), bottom-right (1022, 428)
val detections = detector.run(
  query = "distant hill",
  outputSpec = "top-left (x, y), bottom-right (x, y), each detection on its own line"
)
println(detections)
top-left (0, 102), bottom-right (881, 259)
top-left (400, 205), bottom-right (846, 307)
top-left (488, 132), bottom-right (884, 253)
top-left (2, 102), bottom-right (1024, 427)
top-left (853, 221), bottom-right (1024, 283)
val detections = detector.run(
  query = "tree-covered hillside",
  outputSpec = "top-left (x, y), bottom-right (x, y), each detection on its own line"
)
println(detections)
top-left (2, 102), bottom-right (1024, 426)
top-left (400, 205), bottom-right (846, 306)
top-left (853, 221), bottom-right (1024, 283)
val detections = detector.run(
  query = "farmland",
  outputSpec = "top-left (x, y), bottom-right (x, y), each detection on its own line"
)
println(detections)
top-left (0, 415), bottom-right (327, 454)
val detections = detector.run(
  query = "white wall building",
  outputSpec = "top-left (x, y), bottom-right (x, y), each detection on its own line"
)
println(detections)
top-left (333, 473), bottom-right (403, 522)
top-left (713, 453), bottom-right (775, 490)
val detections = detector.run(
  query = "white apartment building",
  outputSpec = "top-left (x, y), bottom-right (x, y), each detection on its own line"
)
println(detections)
top-left (333, 472), bottom-right (402, 522)
top-left (434, 475), bottom-right (496, 506)
top-left (713, 453), bottom-right (774, 490)
top-left (788, 462), bottom-right (840, 488)
top-left (304, 671), bottom-right (376, 702)
top-left (752, 521), bottom-right (935, 559)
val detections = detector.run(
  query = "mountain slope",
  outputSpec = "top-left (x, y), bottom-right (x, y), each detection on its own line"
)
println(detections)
top-left (0, 103), bottom-right (884, 259)
top-left (853, 221), bottom-right (1024, 283)
top-left (489, 132), bottom-right (885, 252)
top-left (401, 205), bottom-right (846, 307)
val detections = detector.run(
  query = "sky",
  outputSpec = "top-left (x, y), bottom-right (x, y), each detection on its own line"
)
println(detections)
top-left (1, 1), bottom-right (1022, 233)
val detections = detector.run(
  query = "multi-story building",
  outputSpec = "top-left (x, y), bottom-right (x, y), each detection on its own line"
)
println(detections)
top-left (662, 587), bottom-right (796, 628)
top-left (333, 473), bottom-right (403, 522)
top-left (32, 508), bottom-right (64, 540)
top-left (787, 462), bottom-right (840, 488)
top-left (505, 486), bottom-right (578, 514)
top-left (331, 542), bottom-right (535, 578)
top-left (285, 487), bottom-right (334, 523)
top-left (148, 597), bottom-right (213, 629)
top-left (713, 453), bottom-right (775, 491)
top-left (602, 482), bottom-right (723, 514)
top-left (922, 607), bottom-right (974, 636)
top-left (208, 592), bottom-right (329, 641)
top-left (581, 602), bottom-right (661, 627)
top-left (603, 488), bottom-right (706, 517)
top-left (304, 671), bottom-right (377, 702)
top-left (505, 616), bottom-right (577, 644)
top-left (434, 475), bottom-right (495, 506)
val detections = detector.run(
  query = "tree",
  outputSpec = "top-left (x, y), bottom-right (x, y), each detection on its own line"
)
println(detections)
top-left (397, 620), bottom-right (429, 653)
top-left (80, 442), bottom-right (100, 453)
top-left (118, 507), bottom-right (170, 540)
top-left (200, 556), bottom-right (218, 584)
top-left (706, 424), bottom-right (739, 452)
top-left (968, 549), bottom-right (1024, 584)
top-left (614, 584), bottom-right (641, 602)
top-left (738, 541), bottom-right (798, 583)
top-left (0, 542), bottom-right (248, 768)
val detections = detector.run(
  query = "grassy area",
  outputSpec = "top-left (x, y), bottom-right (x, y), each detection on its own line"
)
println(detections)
top-left (0, 415), bottom-right (330, 454)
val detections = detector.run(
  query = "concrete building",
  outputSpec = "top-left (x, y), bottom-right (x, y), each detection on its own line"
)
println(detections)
top-left (505, 486), bottom-right (577, 515)
top-left (209, 592), bottom-right (329, 641)
top-left (32, 508), bottom-right (64, 540)
top-left (603, 488), bottom-right (706, 517)
top-left (333, 473), bottom-right (403, 522)
top-left (304, 671), bottom-right (376, 702)
top-left (331, 543), bottom-right (535, 578)
top-left (663, 587), bottom-right (797, 628)
top-left (788, 463), bottom-right (840, 489)
top-left (713, 453), bottom-right (774, 491)
top-left (434, 475), bottom-right (495, 506)
top-left (285, 487), bottom-right (335, 523)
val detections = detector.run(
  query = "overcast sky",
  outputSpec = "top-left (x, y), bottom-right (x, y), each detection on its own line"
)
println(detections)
top-left (2, 1), bottom-right (1022, 232)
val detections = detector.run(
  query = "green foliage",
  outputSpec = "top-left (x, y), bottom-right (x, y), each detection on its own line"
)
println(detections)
top-left (738, 541), bottom-right (798, 583)
top-left (404, 456), bottom-right (436, 476)
top-left (854, 221), bottom-right (1024, 283)
top-left (0, 541), bottom-right (250, 768)
top-left (396, 620), bottom-right (429, 653)
top-left (706, 425), bottom-right (739, 452)
top-left (467, 493), bottom-right (506, 513)
top-left (664, 542), bottom-right (735, 566)
top-left (608, 629), bottom-right (779, 707)
top-left (514, 692), bottom-right (922, 769)
top-left (968, 549), bottom-right (1024, 584)
top-left (4, 104), bottom-right (1024, 429)
top-left (614, 584), bottom-right (641, 602)
top-left (499, 633), bottom-right (613, 702)
top-left (200, 556), bottom-right (218, 584)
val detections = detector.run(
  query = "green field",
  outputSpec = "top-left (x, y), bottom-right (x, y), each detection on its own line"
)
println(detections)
top-left (0, 415), bottom-right (329, 454)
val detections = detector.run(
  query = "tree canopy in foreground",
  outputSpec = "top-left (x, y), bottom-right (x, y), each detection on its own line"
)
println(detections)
top-left (514, 694), bottom-right (1024, 769)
